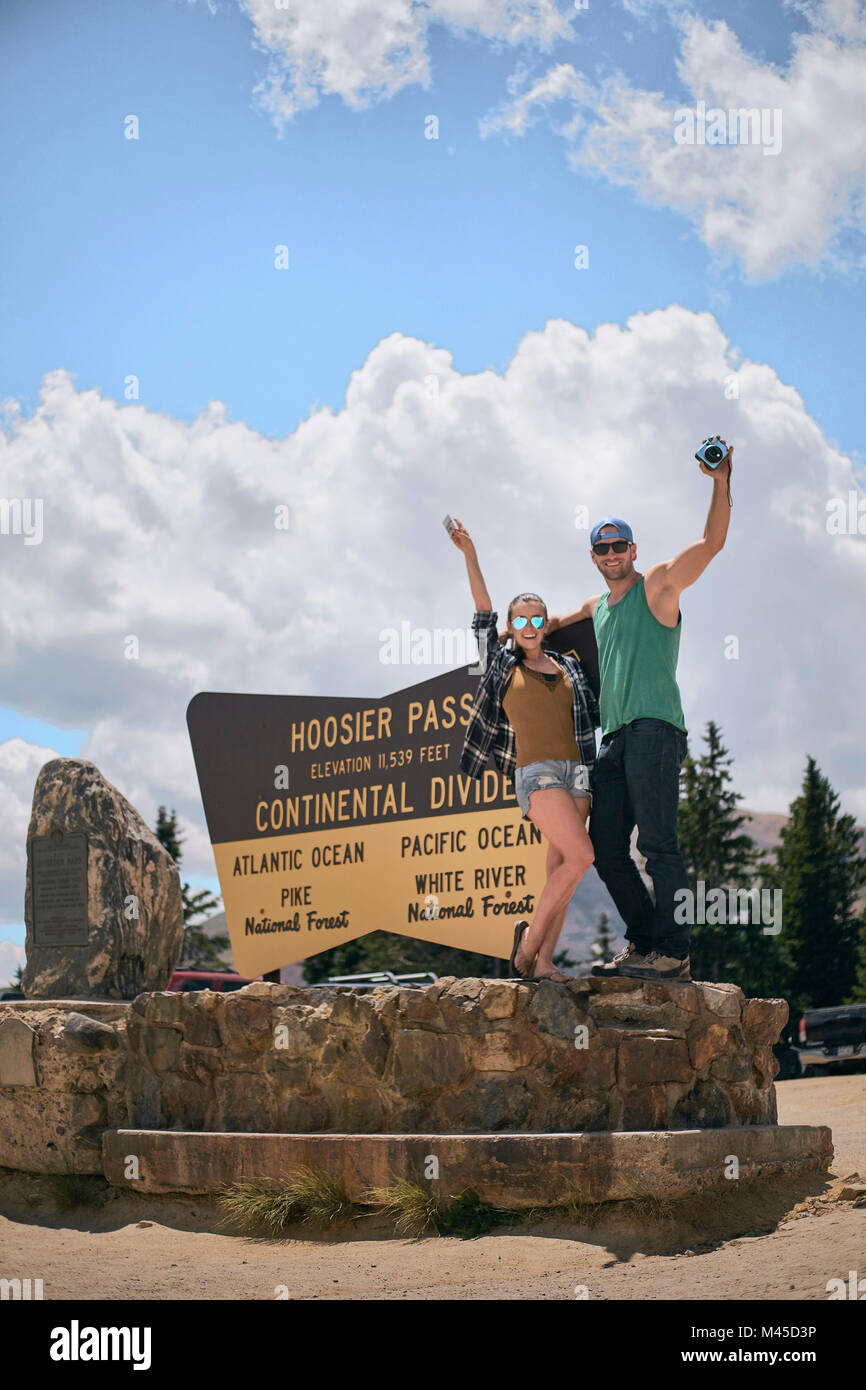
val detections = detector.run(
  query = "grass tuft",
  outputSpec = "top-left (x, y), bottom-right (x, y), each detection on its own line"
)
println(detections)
top-left (365, 1180), bottom-right (440, 1237)
top-left (218, 1166), bottom-right (353, 1234)
top-left (366, 1183), bottom-right (515, 1239)
top-left (619, 1180), bottom-right (675, 1220)
top-left (561, 1188), bottom-right (606, 1227)
top-left (216, 1170), bottom-right (677, 1238)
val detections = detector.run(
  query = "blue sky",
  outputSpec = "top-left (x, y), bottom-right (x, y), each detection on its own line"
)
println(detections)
top-left (1, 0), bottom-right (865, 964)
top-left (1, 0), bottom-right (862, 456)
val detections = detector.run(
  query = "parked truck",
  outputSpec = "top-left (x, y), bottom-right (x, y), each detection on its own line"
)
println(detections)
top-left (798, 1002), bottom-right (866, 1074)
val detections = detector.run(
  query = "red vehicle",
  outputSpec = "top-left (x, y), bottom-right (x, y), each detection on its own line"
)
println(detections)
top-left (166, 969), bottom-right (262, 993)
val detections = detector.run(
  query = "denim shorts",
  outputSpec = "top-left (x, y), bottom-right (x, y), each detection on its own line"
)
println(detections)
top-left (513, 759), bottom-right (592, 820)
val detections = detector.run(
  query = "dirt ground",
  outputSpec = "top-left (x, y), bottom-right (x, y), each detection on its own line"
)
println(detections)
top-left (1, 1071), bottom-right (864, 1301)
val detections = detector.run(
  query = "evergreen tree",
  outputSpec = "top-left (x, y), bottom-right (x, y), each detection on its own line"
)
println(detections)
top-left (678, 721), bottom-right (788, 994)
top-left (769, 758), bottom-right (864, 1016)
top-left (154, 805), bottom-right (183, 862)
top-left (594, 911), bottom-right (615, 961)
top-left (850, 909), bottom-right (866, 1004)
top-left (154, 806), bottom-right (227, 969)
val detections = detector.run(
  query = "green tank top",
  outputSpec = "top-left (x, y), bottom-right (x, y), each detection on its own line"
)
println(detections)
top-left (592, 577), bottom-right (686, 736)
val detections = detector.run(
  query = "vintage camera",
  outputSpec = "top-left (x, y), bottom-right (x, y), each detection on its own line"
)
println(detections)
top-left (695, 435), bottom-right (730, 469)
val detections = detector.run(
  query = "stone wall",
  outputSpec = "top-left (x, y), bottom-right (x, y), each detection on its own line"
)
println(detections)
top-left (0, 1002), bottom-right (129, 1172)
top-left (0, 976), bottom-right (788, 1174)
top-left (126, 976), bottom-right (784, 1135)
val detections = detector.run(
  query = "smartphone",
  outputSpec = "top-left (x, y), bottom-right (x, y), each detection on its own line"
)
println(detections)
top-left (443, 514), bottom-right (457, 535)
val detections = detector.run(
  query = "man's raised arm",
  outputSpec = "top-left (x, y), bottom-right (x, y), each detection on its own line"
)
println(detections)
top-left (645, 444), bottom-right (733, 602)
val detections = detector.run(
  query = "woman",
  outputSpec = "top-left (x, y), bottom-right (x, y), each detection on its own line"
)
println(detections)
top-left (450, 518), bottom-right (598, 982)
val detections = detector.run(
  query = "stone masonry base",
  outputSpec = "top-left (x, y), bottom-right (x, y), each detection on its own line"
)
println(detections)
top-left (101, 1125), bottom-right (833, 1208)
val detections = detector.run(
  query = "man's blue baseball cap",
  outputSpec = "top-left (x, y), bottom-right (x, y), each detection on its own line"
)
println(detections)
top-left (590, 517), bottom-right (634, 547)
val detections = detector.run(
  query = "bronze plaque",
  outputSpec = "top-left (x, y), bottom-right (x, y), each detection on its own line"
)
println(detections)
top-left (31, 833), bottom-right (89, 946)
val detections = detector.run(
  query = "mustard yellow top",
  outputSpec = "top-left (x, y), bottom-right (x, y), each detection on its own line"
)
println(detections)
top-left (502, 662), bottom-right (582, 768)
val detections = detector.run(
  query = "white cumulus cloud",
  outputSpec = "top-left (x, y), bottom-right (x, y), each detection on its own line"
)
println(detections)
top-left (0, 308), bottom-right (864, 930)
top-left (242, 0), bottom-right (575, 127)
top-left (481, 0), bottom-right (866, 276)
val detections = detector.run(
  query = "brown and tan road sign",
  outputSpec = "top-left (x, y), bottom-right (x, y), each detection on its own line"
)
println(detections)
top-left (186, 622), bottom-right (598, 976)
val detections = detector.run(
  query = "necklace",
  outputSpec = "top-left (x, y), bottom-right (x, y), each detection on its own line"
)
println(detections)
top-left (525, 664), bottom-right (559, 687)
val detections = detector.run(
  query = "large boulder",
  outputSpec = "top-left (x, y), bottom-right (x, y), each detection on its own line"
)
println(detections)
top-left (22, 759), bottom-right (184, 999)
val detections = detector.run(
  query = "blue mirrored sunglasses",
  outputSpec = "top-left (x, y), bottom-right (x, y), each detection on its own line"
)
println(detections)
top-left (512, 615), bottom-right (545, 630)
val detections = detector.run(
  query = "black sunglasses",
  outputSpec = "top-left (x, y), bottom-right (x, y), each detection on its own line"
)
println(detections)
top-left (592, 540), bottom-right (631, 555)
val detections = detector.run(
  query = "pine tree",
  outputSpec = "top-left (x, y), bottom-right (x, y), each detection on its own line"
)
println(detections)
top-left (769, 758), bottom-right (865, 1016)
top-left (154, 806), bottom-right (226, 969)
top-left (154, 806), bottom-right (183, 862)
top-left (595, 911), bottom-right (615, 959)
top-left (677, 721), bottom-right (787, 993)
top-left (850, 910), bottom-right (866, 1004)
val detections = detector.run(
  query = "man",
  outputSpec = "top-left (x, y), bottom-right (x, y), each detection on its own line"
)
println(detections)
top-left (549, 444), bottom-right (733, 981)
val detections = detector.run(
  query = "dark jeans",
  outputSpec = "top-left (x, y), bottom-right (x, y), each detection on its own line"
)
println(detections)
top-left (589, 717), bottom-right (690, 958)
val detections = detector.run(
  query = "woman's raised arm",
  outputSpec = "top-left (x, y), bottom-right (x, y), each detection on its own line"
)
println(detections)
top-left (448, 517), bottom-right (493, 612)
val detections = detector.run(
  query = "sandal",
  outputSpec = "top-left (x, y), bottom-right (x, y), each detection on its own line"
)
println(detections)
top-left (531, 967), bottom-right (573, 983)
top-left (508, 919), bottom-right (537, 980)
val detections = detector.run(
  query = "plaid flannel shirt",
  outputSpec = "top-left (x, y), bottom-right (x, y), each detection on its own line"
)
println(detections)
top-left (459, 610), bottom-right (600, 784)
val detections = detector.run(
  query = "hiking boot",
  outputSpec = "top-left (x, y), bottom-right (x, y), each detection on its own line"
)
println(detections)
top-left (591, 942), bottom-right (652, 977)
top-left (619, 951), bottom-right (691, 981)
